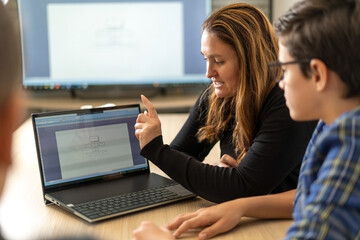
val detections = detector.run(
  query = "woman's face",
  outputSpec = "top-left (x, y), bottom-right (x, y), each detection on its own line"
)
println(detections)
top-left (201, 30), bottom-right (239, 98)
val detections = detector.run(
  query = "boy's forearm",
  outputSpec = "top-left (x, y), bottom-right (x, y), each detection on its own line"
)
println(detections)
top-left (239, 189), bottom-right (295, 219)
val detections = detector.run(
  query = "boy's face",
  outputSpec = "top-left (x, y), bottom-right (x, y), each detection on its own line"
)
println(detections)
top-left (278, 41), bottom-right (318, 121)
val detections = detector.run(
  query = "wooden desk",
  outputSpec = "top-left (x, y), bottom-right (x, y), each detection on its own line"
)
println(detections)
top-left (0, 114), bottom-right (292, 239)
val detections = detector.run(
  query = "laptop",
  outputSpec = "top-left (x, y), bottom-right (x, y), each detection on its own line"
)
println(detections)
top-left (32, 104), bottom-right (196, 223)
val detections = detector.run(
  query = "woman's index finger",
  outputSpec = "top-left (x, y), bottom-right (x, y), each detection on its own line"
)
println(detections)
top-left (141, 95), bottom-right (158, 118)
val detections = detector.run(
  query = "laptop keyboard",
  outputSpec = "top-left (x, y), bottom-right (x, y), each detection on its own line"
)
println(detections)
top-left (72, 185), bottom-right (181, 220)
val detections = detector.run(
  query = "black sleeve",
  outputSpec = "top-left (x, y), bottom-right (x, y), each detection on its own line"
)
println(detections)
top-left (141, 86), bottom-right (317, 203)
top-left (170, 91), bottom-right (217, 161)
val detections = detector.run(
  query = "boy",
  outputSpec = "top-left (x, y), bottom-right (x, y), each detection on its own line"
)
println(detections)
top-left (133, 0), bottom-right (360, 239)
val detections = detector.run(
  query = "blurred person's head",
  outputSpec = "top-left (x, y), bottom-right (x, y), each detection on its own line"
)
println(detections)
top-left (0, 3), bottom-right (24, 197)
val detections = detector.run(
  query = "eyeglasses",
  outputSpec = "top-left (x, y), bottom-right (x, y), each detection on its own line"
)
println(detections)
top-left (268, 59), bottom-right (310, 83)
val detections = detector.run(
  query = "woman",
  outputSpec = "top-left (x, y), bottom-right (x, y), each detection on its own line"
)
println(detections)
top-left (134, 1), bottom-right (360, 239)
top-left (135, 3), bottom-right (317, 203)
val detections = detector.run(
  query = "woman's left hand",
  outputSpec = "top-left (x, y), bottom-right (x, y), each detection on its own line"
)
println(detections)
top-left (212, 154), bottom-right (239, 168)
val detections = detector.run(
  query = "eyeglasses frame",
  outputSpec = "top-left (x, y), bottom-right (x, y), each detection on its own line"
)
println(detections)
top-left (268, 59), bottom-right (311, 83)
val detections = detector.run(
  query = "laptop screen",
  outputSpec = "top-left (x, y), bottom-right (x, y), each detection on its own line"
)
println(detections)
top-left (32, 105), bottom-right (148, 188)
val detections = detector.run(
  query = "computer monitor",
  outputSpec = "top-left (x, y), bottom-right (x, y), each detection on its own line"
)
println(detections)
top-left (17, 0), bottom-right (211, 96)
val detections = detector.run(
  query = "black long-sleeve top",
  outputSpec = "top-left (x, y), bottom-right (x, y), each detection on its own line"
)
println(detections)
top-left (141, 86), bottom-right (317, 203)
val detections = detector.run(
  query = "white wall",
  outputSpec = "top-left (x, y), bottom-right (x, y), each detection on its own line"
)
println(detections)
top-left (212, 0), bottom-right (271, 17)
top-left (272, 0), bottom-right (300, 22)
top-left (212, 0), bottom-right (302, 23)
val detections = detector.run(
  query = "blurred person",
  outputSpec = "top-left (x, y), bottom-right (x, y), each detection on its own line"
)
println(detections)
top-left (0, 2), bottom-right (25, 239)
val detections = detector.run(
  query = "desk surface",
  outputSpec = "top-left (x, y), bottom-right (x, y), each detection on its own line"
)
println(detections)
top-left (0, 114), bottom-right (292, 240)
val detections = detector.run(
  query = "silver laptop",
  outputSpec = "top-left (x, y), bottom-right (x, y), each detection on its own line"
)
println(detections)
top-left (32, 104), bottom-right (195, 223)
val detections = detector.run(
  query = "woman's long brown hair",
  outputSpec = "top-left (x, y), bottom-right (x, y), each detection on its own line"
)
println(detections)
top-left (196, 3), bottom-right (279, 161)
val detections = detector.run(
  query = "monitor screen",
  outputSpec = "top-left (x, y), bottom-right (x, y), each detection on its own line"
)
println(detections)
top-left (17, 0), bottom-right (211, 91)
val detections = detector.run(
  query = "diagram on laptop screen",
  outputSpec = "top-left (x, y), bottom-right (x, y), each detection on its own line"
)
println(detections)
top-left (55, 123), bottom-right (132, 179)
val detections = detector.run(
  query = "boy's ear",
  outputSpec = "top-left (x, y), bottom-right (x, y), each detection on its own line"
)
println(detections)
top-left (0, 91), bottom-right (23, 167)
top-left (309, 59), bottom-right (328, 92)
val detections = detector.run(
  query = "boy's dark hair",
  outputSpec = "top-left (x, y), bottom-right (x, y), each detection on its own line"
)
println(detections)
top-left (0, 3), bottom-right (21, 107)
top-left (274, 0), bottom-right (360, 98)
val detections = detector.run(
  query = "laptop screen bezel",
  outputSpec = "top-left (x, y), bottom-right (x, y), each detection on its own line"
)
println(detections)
top-left (31, 104), bottom-right (150, 192)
